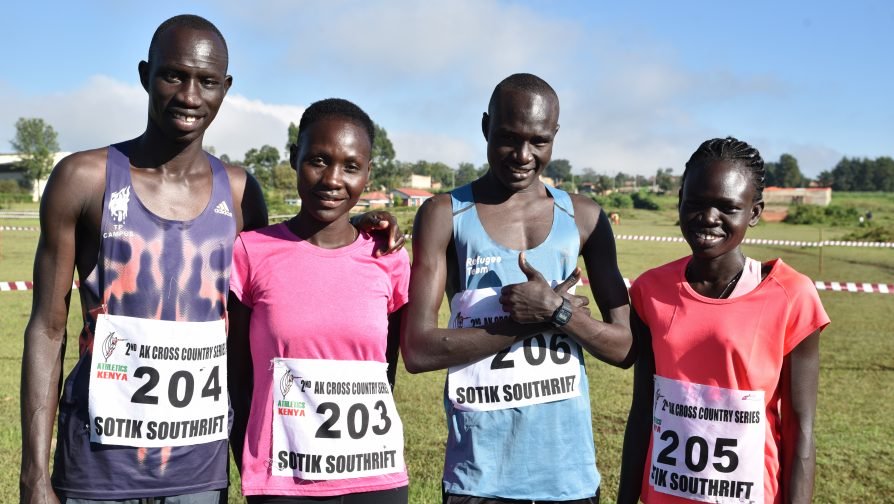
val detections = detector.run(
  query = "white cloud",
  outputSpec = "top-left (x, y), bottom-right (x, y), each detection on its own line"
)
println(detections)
top-left (206, 95), bottom-right (304, 160)
top-left (767, 142), bottom-right (844, 177)
top-left (390, 130), bottom-right (481, 167)
top-left (0, 76), bottom-right (305, 161)
top-left (0, 1), bottom-right (807, 178)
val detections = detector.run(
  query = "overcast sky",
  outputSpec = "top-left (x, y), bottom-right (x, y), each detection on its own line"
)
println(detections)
top-left (2, 0), bottom-right (892, 177)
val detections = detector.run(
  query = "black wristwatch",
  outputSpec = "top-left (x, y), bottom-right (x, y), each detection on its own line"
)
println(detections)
top-left (550, 297), bottom-right (573, 327)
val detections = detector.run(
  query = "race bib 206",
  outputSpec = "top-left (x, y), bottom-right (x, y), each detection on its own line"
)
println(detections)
top-left (272, 358), bottom-right (405, 480)
top-left (447, 287), bottom-right (582, 412)
top-left (650, 375), bottom-right (765, 504)
top-left (87, 314), bottom-right (228, 447)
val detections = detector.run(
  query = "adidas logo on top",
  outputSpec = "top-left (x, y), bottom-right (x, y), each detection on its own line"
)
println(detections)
top-left (214, 201), bottom-right (233, 217)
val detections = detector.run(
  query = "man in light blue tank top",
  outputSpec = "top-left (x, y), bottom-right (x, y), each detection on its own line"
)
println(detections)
top-left (402, 74), bottom-right (634, 503)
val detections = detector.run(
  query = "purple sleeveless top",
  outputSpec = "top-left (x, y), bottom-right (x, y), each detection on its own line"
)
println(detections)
top-left (52, 143), bottom-right (236, 499)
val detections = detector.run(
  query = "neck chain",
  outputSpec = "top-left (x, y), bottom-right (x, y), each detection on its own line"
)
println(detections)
top-left (687, 262), bottom-right (745, 299)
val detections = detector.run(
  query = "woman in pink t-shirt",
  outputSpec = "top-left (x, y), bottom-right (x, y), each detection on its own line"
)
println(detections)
top-left (228, 99), bottom-right (410, 504)
top-left (618, 137), bottom-right (829, 504)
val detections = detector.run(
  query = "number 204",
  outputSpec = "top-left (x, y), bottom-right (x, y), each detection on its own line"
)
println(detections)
top-left (656, 430), bottom-right (739, 473)
top-left (131, 366), bottom-right (222, 408)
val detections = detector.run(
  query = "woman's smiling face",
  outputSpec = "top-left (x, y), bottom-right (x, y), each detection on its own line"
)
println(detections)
top-left (679, 160), bottom-right (764, 260)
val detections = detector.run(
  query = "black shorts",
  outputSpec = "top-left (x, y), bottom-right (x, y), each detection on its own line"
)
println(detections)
top-left (246, 485), bottom-right (408, 504)
top-left (62, 489), bottom-right (226, 504)
top-left (443, 487), bottom-right (599, 504)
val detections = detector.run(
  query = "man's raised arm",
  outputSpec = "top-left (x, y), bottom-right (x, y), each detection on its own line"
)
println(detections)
top-left (400, 195), bottom-right (543, 373)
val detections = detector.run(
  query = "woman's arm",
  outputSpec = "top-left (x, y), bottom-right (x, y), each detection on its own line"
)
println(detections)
top-left (227, 293), bottom-right (254, 475)
top-left (786, 330), bottom-right (820, 504)
top-left (385, 307), bottom-right (404, 390)
top-left (617, 309), bottom-right (655, 504)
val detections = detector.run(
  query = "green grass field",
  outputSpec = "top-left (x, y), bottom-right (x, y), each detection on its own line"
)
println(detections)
top-left (1, 193), bottom-right (892, 502)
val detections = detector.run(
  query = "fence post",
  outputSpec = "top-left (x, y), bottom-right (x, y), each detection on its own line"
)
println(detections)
top-left (818, 228), bottom-right (824, 275)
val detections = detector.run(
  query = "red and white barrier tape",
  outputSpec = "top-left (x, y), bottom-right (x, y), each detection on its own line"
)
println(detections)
top-left (3, 278), bottom-right (890, 294)
top-left (0, 281), bottom-right (80, 292)
top-left (614, 234), bottom-right (894, 248)
top-left (4, 227), bottom-right (892, 248)
top-left (577, 277), bottom-right (891, 294)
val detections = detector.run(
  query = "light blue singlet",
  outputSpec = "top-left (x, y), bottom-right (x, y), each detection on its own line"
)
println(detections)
top-left (442, 183), bottom-right (600, 500)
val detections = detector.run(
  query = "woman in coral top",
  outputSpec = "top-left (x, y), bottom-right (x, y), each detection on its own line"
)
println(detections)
top-left (228, 98), bottom-right (410, 504)
top-left (618, 137), bottom-right (829, 504)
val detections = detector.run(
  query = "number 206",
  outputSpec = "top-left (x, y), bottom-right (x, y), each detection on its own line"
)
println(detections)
top-left (490, 333), bottom-right (573, 370)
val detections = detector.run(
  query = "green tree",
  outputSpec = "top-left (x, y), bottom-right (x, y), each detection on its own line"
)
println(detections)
top-left (11, 117), bottom-right (60, 201)
top-left (411, 160), bottom-right (454, 187)
top-left (777, 154), bottom-right (805, 187)
top-left (368, 123), bottom-right (404, 190)
top-left (272, 163), bottom-right (296, 191)
top-left (614, 172), bottom-right (631, 190)
top-left (455, 162), bottom-right (480, 186)
top-left (286, 122), bottom-right (299, 151)
top-left (244, 145), bottom-right (281, 189)
top-left (816, 170), bottom-right (834, 188)
top-left (545, 159), bottom-right (572, 184)
top-left (654, 167), bottom-right (676, 192)
top-left (765, 154), bottom-right (805, 188)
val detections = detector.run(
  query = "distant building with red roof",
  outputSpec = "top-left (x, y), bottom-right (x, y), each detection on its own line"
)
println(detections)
top-left (764, 186), bottom-right (831, 206)
top-left (391, 187), bottom-right (434, 207)
top-left (761, 186), bottom-right (832, 222)
top-left (357, 191), bottom-right (391, 209)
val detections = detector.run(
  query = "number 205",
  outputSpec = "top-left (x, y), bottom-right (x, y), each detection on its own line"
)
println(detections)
top-left (656, 430), bottom-right (739, 473)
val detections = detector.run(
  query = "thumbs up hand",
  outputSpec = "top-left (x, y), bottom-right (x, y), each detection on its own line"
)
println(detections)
top-left (500, 252), bottom-right (589, 323)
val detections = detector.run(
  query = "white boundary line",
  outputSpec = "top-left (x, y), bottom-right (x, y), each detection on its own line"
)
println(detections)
top-left (613, 234), bottom-right (894, 248)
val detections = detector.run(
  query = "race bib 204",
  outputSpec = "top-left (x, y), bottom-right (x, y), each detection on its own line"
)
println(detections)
top-left (446, 287), bottom-right (582, 412)
top-left (650, 375), bottom-right (765, 504)
top-left (87, 314), bottom-right (228, 448)
top-left (272, 358), bottom-right (405, 480)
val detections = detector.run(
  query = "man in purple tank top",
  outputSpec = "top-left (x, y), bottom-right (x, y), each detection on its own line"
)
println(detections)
top-left (21, 14), bottom-right (403, 504)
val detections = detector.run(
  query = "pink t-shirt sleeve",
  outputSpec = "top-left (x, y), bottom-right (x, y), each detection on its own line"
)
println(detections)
top-left (782, 271), bottom-right (830, 355)
top-left (387, 249), bottom-right (411, 314)
top-left (230, 234), bottom-right (253, 307)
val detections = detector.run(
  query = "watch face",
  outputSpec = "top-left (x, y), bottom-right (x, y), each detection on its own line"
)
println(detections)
top-left (552, 299), bottom-right (572, 327)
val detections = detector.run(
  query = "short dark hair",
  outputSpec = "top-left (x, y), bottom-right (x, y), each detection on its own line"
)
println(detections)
top-left (148, 14), bottom-right (228, 62)
top-left (296, 98), bottom-right (375, 147)
top-left (682, 136), bottom-right (766, 202)
top-left (488, 73), bottom-right (559, 115)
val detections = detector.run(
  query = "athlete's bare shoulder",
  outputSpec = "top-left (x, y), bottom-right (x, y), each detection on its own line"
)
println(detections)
top-left (222, 160), bottom-right (248, 189)
top-left (221, 160), bottom-right (267, 232)
top-left (45, 147), bottom-right (109, 211)
top-left (416, 192), bottom-right (453, 227)
top-left (409, 193), bottom-right (453, 255)
top-left (53, 147), bottom-right (107, 181)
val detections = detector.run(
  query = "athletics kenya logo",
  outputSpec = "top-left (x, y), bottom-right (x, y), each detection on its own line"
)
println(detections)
top-left (277, 369), bottom-right (307, 417)
top-left (101, 331), bottom-right (126, 362)
top-left (279, 369), bottom-right (312, 399)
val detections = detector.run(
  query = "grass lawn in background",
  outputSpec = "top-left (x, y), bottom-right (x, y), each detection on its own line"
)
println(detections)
top-left (1, 194), bottom-right (892, 502)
